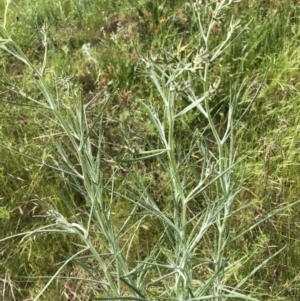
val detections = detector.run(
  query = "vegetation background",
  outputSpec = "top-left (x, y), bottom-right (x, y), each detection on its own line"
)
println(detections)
top-left (0, 0), bottom-right (300, 300)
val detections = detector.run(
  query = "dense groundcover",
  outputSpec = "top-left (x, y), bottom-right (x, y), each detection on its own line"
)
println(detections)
top-left (1, 1), bottom-right (300, 300)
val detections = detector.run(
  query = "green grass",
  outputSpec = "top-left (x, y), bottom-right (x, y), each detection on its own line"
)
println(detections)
top-left (1, 0), bottom-right (300, 300)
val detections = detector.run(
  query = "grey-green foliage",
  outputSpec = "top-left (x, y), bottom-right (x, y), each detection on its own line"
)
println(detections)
top-left (1, 0), bottom-right (299, 300)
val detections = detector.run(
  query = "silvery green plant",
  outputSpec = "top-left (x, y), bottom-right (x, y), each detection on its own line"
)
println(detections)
top-left (1, 0), bottom-right (299, 300)
top-left (131, 1), bottom-right (263, 300)
top-left (112, 1), bottom-right (298, 300)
